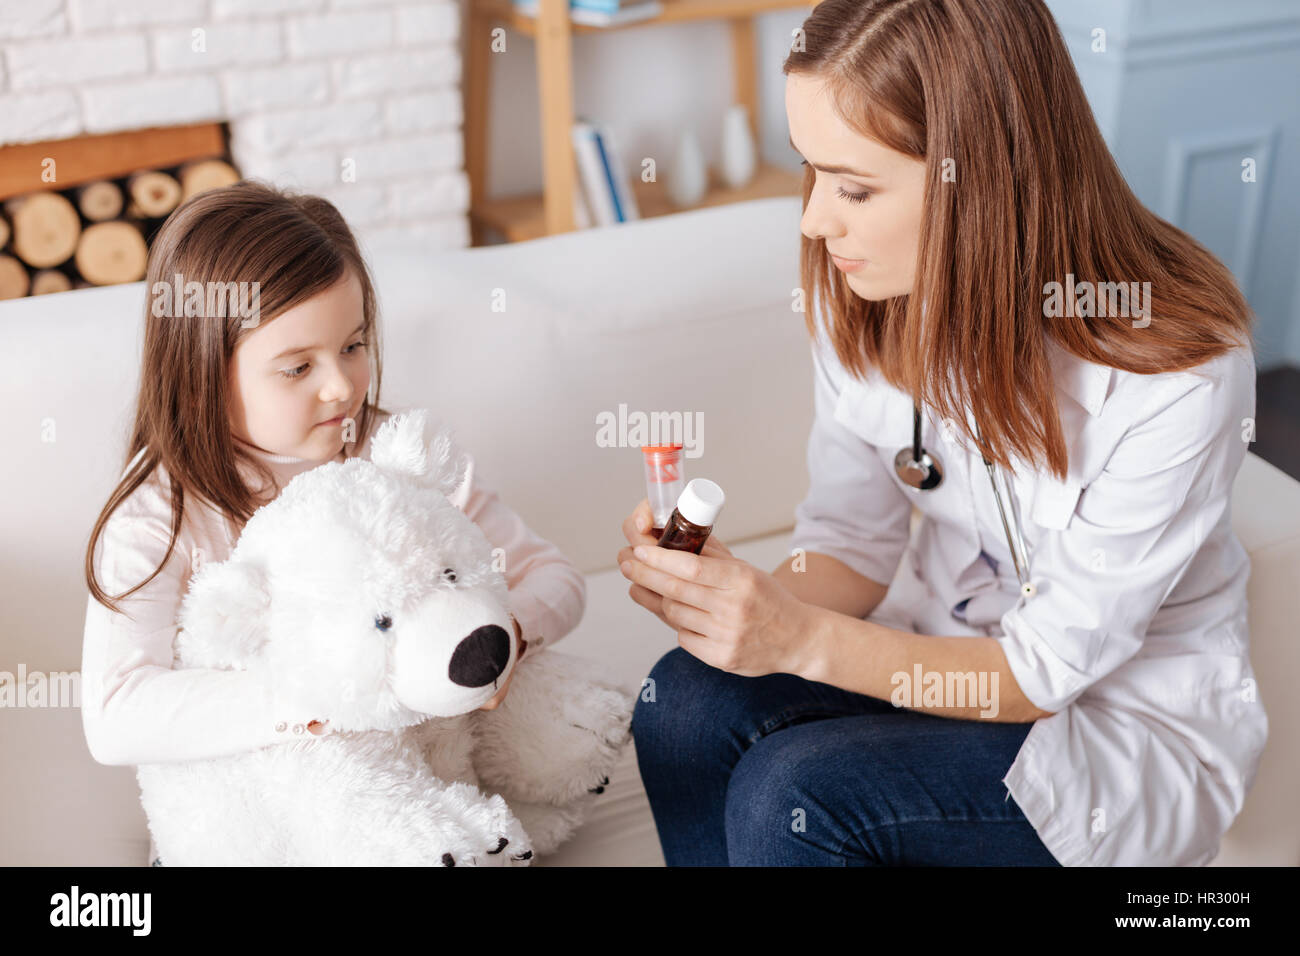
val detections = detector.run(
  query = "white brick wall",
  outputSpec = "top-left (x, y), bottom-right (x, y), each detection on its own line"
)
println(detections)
top-left (0, 0), bottom-right (467, 254)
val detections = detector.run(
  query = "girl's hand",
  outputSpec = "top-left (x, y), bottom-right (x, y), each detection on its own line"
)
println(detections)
top-left (478, 614), bottom-right (527, 711)
top-left (618, 498), bottom-right (733, 629)
top-left (618, 536), bottom-right (814, 678)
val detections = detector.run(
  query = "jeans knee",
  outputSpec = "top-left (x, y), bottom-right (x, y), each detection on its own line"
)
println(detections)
top-left (723, 735), bottom-right (799, 833)
top-left (632, 646), bottom-right (740, 758)
top-left (723, 734), bottom-right (841, 862)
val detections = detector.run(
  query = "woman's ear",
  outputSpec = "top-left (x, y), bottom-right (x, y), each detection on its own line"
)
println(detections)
top-left (176, 558), bottom-right (271, 669)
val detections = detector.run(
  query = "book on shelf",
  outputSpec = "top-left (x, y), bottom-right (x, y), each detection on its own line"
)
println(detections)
top-left (596, 124), bottom-right (641, 223)
top-left (511, 0), bottom-right (664, 28)
top-left (572, 121), bottom-right (641, 227)
top-left (572, 170), bottom-right (592, 229)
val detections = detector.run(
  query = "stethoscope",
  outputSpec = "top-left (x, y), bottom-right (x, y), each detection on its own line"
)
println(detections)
top-left (894, 402), bottom-right (1037, 598)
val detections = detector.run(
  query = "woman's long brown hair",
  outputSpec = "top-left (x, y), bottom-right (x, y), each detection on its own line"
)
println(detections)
top-left (86, 180), bottom-right (388, 613)
top-left (785, 0), bottom-right (1253, 478)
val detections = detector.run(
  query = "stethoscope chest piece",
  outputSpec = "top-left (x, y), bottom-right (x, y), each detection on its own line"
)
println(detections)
top-left (895, 402), bottom-right (944, 490)
top-left (894, 445), bottom-right (944, 490)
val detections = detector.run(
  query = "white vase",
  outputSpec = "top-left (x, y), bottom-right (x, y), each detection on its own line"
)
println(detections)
top-left (719, 104), bottom-right (757, 189)
top-left (668, 128), bottom-right (708, 208)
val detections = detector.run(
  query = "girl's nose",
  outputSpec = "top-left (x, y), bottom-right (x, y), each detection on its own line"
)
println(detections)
top-left (318, 365), bottom-right (354, 404)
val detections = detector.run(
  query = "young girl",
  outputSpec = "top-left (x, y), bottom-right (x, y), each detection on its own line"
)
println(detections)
top-left (82, 180), bottom-right (587, 865)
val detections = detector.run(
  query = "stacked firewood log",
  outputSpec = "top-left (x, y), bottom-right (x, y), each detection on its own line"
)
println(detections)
top-left (0, 158), bottom-right (239, 300)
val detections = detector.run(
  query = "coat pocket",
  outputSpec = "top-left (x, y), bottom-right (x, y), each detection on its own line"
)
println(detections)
top-left (1028, 473), bottom-right (1083, 531)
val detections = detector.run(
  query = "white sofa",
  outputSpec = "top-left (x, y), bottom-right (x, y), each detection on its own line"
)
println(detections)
top-left (1, 196), bottom-right (1296, 866)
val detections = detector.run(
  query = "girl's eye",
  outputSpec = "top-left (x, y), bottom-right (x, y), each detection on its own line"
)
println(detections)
top-left (279, 341), bottom-right (365, 380)
top-left (836, 186), bottom-right (872, 204)
top-left (441, 568), bottom-right (457, 583)
top-left (375, 614), bottom-right (392, 632)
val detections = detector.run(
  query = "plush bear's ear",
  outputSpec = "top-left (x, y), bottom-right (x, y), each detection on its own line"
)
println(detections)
top-left (176, 558), bottom-right (271, 670)
top-left (370, 408), bottom-right (469, 498)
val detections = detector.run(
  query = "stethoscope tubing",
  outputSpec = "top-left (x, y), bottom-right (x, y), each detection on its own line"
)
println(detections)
top-left (900, 402), bottom-right (1036, 597)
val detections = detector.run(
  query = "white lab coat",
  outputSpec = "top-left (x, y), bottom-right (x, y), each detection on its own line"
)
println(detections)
top-left (789, 321), bottom-right (1268, 866)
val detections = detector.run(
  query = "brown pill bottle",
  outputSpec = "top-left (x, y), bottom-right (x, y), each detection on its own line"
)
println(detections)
top-left (657, 478), bottom-right (726, 554)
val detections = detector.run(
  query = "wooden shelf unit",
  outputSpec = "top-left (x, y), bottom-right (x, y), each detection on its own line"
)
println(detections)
top-left (466, 0), bottom-right (810, 244)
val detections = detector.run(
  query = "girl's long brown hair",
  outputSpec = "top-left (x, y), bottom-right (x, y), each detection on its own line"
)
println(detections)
top-left (785, 0), bottom-right (1253, 478)
top-left (86, 180), bottom-right (388, 613)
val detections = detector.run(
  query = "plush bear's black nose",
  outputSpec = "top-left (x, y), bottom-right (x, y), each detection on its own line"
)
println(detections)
top-left (447, 624), bottom-right (512, 687)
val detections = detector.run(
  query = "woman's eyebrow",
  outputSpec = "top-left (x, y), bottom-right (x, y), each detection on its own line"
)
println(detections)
top-left (788, 134), bottom-right (880, 179)
top-left (270, 322), bottom-right (366, 361)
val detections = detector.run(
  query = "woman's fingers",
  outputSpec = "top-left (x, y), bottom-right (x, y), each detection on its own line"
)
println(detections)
top-left (623, 554), bottom-right (721, 609)
top-left (622, 534), bottom-right (730, 569)
top-left (622, 538), bottom-right (725, 571)
top-left (661, 596), bottom-right (712, 636)
top-left (701, 536), bottom-right (733, 559)
top-left (628, 582), bottom-right (670, 627)
top-left (633, 498), bottom-right (655, 531)
top-left (622, 499), bottom-right (660, 546)
top-left (621, 500), bottom-right (730, 628)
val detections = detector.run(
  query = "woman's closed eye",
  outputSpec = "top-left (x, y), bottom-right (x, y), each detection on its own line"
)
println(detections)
top-left (800, 159), bottom-right (872, 203)
top-left (279, 339), bottom-right (367, 380)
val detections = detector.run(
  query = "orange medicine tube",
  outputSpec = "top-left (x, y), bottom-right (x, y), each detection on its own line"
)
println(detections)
top-left (657, 479), bottom-right (726, 554)
top-left (642, 444), bottom-right (685, 537)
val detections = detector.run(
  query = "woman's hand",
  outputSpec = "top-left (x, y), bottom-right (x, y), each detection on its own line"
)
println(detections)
top-left (618, 503), bottom-right (815, 677)
top-left (619, 498), bottom-right (733, 629)
top-left (478, 614), bottom-right (527, 711)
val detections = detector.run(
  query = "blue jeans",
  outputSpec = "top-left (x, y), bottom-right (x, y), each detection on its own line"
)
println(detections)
top-left (632, 647), bottom-right (1061, 866)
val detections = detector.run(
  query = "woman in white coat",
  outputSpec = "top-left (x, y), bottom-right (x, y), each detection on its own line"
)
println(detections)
top-left (618, 0), bottom-right (1267, 867)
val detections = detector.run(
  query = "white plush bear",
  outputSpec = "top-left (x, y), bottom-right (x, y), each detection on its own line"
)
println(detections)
top-left (136, 409), bottom-right (633, 866)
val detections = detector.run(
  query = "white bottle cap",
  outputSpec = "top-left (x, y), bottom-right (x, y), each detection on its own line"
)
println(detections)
top-left (675, 478), bottom-right (725, 528)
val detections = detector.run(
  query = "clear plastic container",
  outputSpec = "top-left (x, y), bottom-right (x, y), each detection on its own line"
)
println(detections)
top-left (641, 444), bottom-right (685, 536)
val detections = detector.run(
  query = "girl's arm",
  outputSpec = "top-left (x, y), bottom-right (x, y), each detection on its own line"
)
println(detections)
top-left (451, 454), bottom-right (586, 651)
top-left (81, 508), bottom-right (303, 766)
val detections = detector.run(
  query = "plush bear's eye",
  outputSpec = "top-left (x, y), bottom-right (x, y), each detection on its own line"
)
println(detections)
top-left (441, 568), bottom-right (457, 583)
top-left (374, 614), bottom-right (392, 632)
